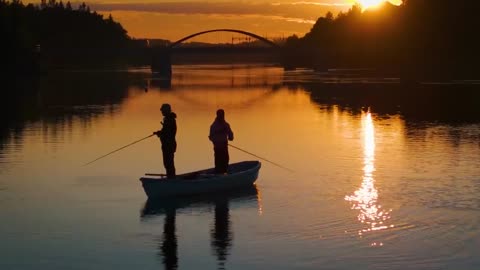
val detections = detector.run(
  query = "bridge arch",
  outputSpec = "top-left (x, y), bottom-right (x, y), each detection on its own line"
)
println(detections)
top-left (169, 29), bottom-right (279, 48)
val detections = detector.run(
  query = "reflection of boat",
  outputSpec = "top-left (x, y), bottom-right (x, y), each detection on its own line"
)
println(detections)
top-left (141, 184), bottom-right (259, 217)
top-left (140, 161), bottom-right (261, 199)
top-left (141, 185), bottom-right (258, 270)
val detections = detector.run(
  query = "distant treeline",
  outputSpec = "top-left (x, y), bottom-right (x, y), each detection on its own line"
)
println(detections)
top-left (283, 0), bottom-right (480, 79)
top-left (0, 0), bottom-right (134, 72)
top-left (4, 0), bottom-right (480, 78)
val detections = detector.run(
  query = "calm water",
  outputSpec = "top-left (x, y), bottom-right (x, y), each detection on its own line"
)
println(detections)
top-left (1, 65), bottom-right (480, 270)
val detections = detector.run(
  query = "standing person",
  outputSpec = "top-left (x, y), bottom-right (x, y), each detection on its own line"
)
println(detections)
top-left (154, 103), bottom-right (177, 179)
top-left (209, 109), bottom-right (234, 174)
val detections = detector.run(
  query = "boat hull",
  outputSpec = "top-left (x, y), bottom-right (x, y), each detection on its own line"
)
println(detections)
top-left (140, 161), bottom-right (261, 198)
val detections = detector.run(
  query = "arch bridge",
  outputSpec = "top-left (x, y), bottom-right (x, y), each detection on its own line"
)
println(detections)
top-left (151, 29), bottom-right (282, 75)
top-left (169, 29), bottom-right (279, 49)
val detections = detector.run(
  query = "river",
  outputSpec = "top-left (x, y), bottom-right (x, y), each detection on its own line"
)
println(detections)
top-left (1, 64), bottom-right (479, 269)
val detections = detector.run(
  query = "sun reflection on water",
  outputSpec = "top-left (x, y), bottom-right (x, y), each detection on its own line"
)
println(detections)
top-left (256, 184), bottom-right (264, 216)
top-left (345, 111), bottom-right (394, 241)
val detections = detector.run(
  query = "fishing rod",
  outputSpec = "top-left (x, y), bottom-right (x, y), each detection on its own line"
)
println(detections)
top-left (228, 144), bottom-right (294, 172)
top-left (83, 133), bottom-right (156, 166)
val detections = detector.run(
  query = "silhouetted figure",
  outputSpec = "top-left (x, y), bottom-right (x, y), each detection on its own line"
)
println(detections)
top-left (209, 109), bottom-right (234, 174)
top-left (154, 104), bottom-right (177, 178)
top-left (160, 207), bottom-right (178, 270)
top-left (210, 197), bottom-right (232, 270)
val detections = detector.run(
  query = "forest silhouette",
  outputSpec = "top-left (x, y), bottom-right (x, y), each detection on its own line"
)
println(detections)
top-left (283, 0), bottom-right (480, 79)
top-left (1, 0), bottom-right (133, 72)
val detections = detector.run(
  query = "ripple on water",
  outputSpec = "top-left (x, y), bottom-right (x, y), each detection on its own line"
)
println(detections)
top-left (391, 176), bottom-right (480, 212)
top-left (367, 207), bottom-right (480, 267)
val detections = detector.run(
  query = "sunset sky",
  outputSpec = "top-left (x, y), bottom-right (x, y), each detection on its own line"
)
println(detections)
top-left (27, 0), bottom-right (402, 42)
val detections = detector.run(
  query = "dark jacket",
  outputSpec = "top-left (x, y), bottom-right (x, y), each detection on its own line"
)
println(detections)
top-left (209, 118), bottom-right (233, 146)
top-left (158, 112), bottom-right (177, 149)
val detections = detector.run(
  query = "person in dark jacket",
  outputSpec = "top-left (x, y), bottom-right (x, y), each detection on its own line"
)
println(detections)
top-left (154, 103), bottom-right (177, 178)
top-left (209, 109), bottom-right (234, 174)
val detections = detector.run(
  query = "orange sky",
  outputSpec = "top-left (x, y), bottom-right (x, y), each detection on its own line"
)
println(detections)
top-left (25, 1), bottom-right (402, 41)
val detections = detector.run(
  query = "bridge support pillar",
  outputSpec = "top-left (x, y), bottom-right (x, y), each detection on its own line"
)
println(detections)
top-left (151, 48), bottom-right (172, 77)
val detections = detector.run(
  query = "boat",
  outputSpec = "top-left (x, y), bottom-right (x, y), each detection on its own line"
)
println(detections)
top-left (140, 160), bottom-right (261, 199)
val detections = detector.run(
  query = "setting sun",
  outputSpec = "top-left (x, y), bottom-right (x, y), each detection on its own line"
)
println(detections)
top-left (356, 0), bottom-right (386, 10)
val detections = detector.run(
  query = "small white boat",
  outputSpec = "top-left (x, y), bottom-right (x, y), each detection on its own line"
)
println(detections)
top-left (140, 161), bottom-right (261, 198)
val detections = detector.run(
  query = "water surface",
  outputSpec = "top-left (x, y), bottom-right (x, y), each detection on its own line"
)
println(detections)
top-left (1, 65), bottom-right (480, 269)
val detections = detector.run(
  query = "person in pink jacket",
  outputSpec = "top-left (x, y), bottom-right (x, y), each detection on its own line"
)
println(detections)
top-left (209, 109), bottom-right (234, 174)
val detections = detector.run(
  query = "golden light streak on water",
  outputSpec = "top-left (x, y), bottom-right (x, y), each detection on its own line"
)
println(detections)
top-left (256, 185), bottom-right (264, 216)
top-left (345, 111), bottom-right (394, 243)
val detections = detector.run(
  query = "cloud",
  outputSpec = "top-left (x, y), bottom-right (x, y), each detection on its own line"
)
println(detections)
top-left (89, 1), bottom-right (349, 20)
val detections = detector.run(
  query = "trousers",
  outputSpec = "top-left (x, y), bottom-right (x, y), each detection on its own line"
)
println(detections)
top-left (162, 145), bottom-right (176, 178)
top-left (214, 144), bottom-right (229, 174)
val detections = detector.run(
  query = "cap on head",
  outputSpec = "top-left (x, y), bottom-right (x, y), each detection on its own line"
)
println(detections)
top-left (160, 103), bottom-right (171, 112)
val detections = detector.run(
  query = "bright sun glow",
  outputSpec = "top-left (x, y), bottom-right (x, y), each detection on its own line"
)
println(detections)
top-left (356, 0), bottom-right (386, 10)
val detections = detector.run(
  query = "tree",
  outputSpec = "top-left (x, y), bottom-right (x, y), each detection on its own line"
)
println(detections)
top-left (78, 2), bottom-right (86, 12)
